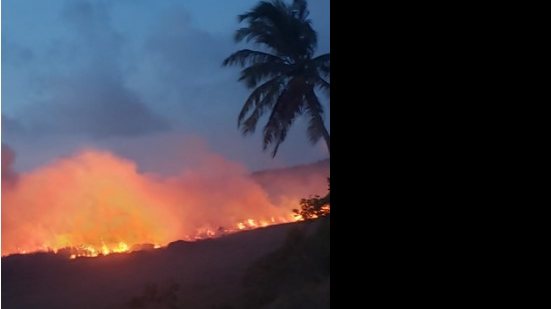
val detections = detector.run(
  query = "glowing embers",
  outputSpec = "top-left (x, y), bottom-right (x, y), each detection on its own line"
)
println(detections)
top-left (66, 241), bottom-right (148, 259)
top-left (3, 213), bottom-right (303, 260)
top-left (66, 243), bottom-right (119, 259)
top-left (184, 214), bottom-right (302, 241)
top-left (2, 211), bottom-right (306, 260)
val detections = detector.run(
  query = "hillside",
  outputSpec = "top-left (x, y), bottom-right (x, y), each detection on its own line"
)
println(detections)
top-left (2, 218), bottom-right (329, 309)
top-left (252, 159), bottom-right (330, 204)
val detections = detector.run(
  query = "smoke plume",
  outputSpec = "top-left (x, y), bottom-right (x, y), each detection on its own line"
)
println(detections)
top-left (1, 144), bottom-right (328, 256)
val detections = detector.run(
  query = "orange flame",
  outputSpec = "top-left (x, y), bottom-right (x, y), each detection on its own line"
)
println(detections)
top-left (2, 149), bottom-right (325, 258)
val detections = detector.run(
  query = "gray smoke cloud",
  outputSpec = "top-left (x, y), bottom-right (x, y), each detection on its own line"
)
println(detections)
top-left (10, 0), bottom-right (170, 138)
top-left (2, 0), bottom-right (330, 173)
top-left (2, 144), bottom-right (18, 187)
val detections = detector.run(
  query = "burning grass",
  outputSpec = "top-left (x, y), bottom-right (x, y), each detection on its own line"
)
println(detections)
top-left (2, 146), bottom-right (325, 259)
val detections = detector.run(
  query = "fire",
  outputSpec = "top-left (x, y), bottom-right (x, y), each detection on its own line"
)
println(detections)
top-left (2, 148), bottom-right (326, 258)
top-left (67, 241), bottom-right (144, 259)
top-left (13, 212), bottom-right (304, 259)
top-left (7, 215), bottom-right (303, 259)
top-left (114, 242), bottom-right (129, 253)
top-left (62, 214), bottom-right (302, 259)
top-left (102, 243), bottom-right (110, 255)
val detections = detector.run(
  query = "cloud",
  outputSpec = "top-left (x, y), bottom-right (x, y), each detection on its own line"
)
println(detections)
top-left (2, 0), bottom-right (330, 172)
top-left (2, 144), bottom-right (18, 187)
top-left (128, 6), bottom-right (243, 119)
top-left (145, 8), bottom-right (230, 83)
top-left (2, 115), bottom-right (27, 137)
top-left (25, 73), bottom-right (170, 138)
top-left (2, 40), bottom-right (35, 68)
top-left (10, 0), bottom-right (170, 138)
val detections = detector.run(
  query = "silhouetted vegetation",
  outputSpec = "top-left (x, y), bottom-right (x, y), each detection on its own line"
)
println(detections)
top-left (294, 194), bottom-right (330, 220)
top-left (294, 177), bottom-right (330, 219)
top-left (238, 217), bottom-right (330, 308)
top-left (223, 0), bottom-right (330, 157)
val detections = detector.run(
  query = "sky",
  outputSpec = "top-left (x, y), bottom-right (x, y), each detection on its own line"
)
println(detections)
top-left (1, 0), bottom-right (330, 174)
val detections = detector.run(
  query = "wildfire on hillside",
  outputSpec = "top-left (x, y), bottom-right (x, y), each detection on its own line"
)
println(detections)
top-left (2, 146), bottom-right (321, 259)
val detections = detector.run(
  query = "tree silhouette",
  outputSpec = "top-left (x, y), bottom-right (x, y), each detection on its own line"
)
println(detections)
top-left (223, 0), bottom-right (330, 157)
top-left (294, 177), bottom-right (330, 219)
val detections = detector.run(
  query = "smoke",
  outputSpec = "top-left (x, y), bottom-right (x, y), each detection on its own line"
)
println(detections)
top-left (252, 160), bottom-right (330, 206)
top-left (2, 144), bottom-right (19, 188)
top-left (8, 0), bottom-right (171, 139)
top-left (1, 144), bottom-right (328, 256)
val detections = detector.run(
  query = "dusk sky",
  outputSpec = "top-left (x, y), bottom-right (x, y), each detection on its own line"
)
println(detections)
top-left (2, 0), bottom-right (330, 174)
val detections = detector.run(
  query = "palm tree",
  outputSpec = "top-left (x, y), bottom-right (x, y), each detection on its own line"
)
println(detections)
top-left (223, 0), bottom-right (330, 157)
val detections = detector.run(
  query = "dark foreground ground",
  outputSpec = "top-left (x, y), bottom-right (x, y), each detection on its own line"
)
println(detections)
top-left (2, 218), bottom-right (329, 309)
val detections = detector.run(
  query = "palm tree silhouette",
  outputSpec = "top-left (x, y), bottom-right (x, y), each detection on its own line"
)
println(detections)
top-left (223, 0), bottom-right (330, 157)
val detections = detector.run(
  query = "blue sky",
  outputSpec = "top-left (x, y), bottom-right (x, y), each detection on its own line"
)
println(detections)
top-left (2, 0), bottom-right (330, 174)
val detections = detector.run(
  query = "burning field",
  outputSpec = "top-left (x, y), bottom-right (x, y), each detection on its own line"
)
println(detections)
top-left (1, 143), bottom-right (329, 259)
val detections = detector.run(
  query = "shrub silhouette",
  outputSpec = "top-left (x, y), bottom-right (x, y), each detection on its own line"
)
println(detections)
top-left (294, 177), bottom-right (330, 219)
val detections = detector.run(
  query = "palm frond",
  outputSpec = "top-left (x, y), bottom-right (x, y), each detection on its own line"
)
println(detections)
top-left (262, 78), bottom-right (306, 156)
top-left (304, 88), bottom-right (326, 144)
top-left (312, 53), bottom-right (329, 67)
top-left (239, 62), bottom-right (288, 88)
top-left (235, 20), bottom-right (291, 57)
top-left (240, 109), bottom-right (262, 136)
top-left (225, 0), bottom-right (326, 158)
top-left (223, 49), bottom-right (284, 67)
top-left (238, 77), bottom-right (283, 132)
top-left (235, 0), bottom-right (317, 59)
top-left (312, 53), bottom-right (330, 77)
top-left (238, 1), bottom-right (287, 23)
top-left (296, 19), bottom-right (317, 56)
top-left (234, 22), bottom-right (275, 45)
top-left (240, 82), bottom-right (281, 136)
top-left (291, 0), bottom-right (309, 20)
top-left (315, 76), bottom-right (330, 97)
